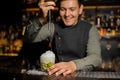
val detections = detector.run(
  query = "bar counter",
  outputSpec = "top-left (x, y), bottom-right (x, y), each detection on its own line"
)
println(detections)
top-left (0, 56), bottom-right (120, 80)
top-left (0, 67), bottom-right (120, 80)
top-left (0, 69), bottom-right (120, 80)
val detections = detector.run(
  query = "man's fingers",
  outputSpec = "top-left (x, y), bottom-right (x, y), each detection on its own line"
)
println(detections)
top-left (63, 70), bottom-right (72, 76)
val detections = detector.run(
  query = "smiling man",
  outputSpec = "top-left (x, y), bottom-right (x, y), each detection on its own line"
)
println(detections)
top-left (23, 0), bottom-right (102, 76)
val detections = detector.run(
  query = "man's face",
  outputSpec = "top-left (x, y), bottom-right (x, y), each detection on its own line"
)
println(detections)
top-left (59, 0), bottom-right (83, 26)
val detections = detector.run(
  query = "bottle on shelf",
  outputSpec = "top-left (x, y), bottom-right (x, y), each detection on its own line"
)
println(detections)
top-left (108, 10), bottom-right (116, 36)
top-left (115, 9), bottom-right (120, 33)
top-left (95, 15), bottom-right (101, 28)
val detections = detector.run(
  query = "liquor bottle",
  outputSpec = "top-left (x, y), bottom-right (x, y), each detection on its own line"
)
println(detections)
top-left (95, 15), bottom-right (101, 28)
top-left (95, 7), bottom-right (102, 28)
top-left (116, 9), bottom-right (120, 33)
top-left (109, 10), bottom-right (116, 29)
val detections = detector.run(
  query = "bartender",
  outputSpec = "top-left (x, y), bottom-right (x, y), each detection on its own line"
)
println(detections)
top-left (23, 0), bottom-right (102, 76)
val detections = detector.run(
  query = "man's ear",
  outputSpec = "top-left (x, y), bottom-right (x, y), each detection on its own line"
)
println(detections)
top-left (79, 4), bottom-right (84, 15)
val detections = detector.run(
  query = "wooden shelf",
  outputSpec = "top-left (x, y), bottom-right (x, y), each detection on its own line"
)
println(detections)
top-left (84, 5), bottom-right (120, 9)
top-left (0, 53), bottom-right (18, 56)
top-left (23, 5), bottom-right (120, 12)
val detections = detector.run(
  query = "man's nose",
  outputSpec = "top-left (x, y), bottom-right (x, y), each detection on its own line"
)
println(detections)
top-left (65, 10), bottom-right (70, 16)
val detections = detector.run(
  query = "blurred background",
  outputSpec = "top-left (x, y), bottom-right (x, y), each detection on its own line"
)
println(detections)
top-left (0, 0), bottom-right (120, 71)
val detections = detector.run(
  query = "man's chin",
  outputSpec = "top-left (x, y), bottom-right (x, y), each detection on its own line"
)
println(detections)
top-left (64, 22), bottom-right (73, 26)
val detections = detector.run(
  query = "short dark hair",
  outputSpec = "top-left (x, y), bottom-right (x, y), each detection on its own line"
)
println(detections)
top-left (56, 0), bottom-right (83, 8)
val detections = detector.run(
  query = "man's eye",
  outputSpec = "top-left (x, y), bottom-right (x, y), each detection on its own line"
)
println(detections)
top-left (60, 8), bottom-right (65, 11)
top-left (70, 8), bottom-right (75, 11)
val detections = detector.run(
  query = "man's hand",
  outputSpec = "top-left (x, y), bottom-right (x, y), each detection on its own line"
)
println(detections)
top-left (38, 0), bottom-right (56, 19)
top-left (47, 61), bottom-right (76, 76)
